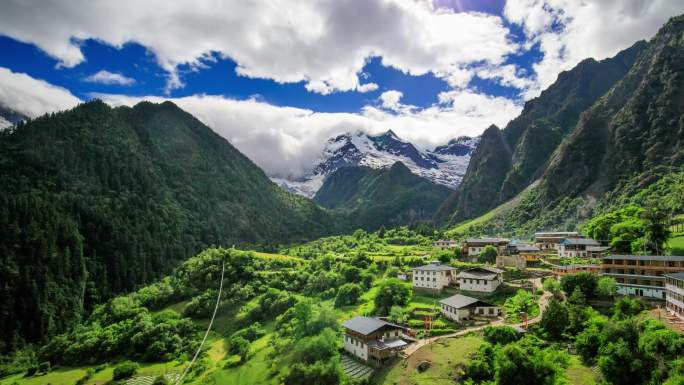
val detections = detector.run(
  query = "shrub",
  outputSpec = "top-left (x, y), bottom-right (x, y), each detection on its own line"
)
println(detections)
top-left (334, 283), bottom-right (363, 307)
top-left (483, 326), bottom-right (521, 345)
top-left (152, 375), bottom-right (169, 385)
top-left (373, 279), bottom-right (411, 315)
top-left (37, 361), bottom-right (50, 373)
top-left (112, 362), bottom-right (139, 380)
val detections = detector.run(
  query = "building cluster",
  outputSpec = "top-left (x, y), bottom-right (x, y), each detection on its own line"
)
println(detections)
top-left (410, 261), bottom-right (503, 294)
top-left (342, 233), bottom-right (684, 366)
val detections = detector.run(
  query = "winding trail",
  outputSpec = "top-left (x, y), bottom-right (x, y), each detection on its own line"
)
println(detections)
top-left (403, 279), bottom-right (551, 357)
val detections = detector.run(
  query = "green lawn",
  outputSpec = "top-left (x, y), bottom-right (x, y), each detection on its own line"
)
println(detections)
top-left (374, 335), bottom-right (484, 385)
top-left (667, 234), bottom-right (684, 254)
top-left (0, 361), bottom-right (187, 385)
top-left (212, 330), bottom-right (279, 385)
top-left (251, 251), bottom-right (305, 263)
top-left (565, 355), bottom-right (599, 385)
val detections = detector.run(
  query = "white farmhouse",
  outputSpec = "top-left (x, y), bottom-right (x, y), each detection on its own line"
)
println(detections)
top-left (439, 294), bottom-right (500, 322)
top-left (411, 262), bottom-right (457, 293)
top-left (342, 316), bottom-right (410, 367)
top-left (457, 266), bottom-right (504, 293)
top-left (557, 238), bottom-right (601, 258)
top-left (433, 239), bottom-right (459, 250)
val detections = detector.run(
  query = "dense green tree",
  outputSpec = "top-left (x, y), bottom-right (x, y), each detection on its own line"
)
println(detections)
top-left (540, 299), bottom-right (569, 340)
top-left (373, 279), bottom-right (411, 315)
top-left (596, 277), bottom-right (618, 297)
top-left (640, 205), bottom-right (671, 254)
top-left (483, 326), bottom-right (521, 345)
top-left (334, 283), bottom-right (363, 307)
top-left (112, 362), bottom-right (139, 380)
top-left (560, 273), bottom-right (597, 299)
top-left (478, 245), bottom-right (498, 264)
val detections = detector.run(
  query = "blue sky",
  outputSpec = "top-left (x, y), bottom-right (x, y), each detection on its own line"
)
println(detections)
top-left (0, 0), bottom-right (541, 113)
top-left (0, 0), bottom-right (682, 177)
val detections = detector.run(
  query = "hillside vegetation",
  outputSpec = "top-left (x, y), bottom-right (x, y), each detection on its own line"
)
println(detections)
top-left (315, 162), bottom-right (452, 230)
top-left (0, 100), bottom-right (342, 349)
top-left (445, 15), bottom-right (684, 239)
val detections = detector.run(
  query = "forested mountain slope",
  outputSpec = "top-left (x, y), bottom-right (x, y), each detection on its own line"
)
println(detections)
top-left (0, 100), bottom-right (340, 349)
top-left (446, 15), bottom-right (684, 238)
top-left (314, 162), bottom-right (451, 230)
top-left (438, 40), bottom-right (647, 225)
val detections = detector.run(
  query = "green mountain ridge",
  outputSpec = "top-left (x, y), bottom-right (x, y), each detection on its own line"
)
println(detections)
top-left (314, 162), bottom-right (452, 230)
top-left (438, 39), bottom-right (647, 225)
top-left (0, 100), bottom-right (341, 349)
top-left (446, 14), bottom-right (684, 237)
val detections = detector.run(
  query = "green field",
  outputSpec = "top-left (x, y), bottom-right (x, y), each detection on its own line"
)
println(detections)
top-left (565, 355), bottom-right (599, 385)
top-left (374, 335), bottom-right (484, 385)
top-left (0, 361), bottom-right (187, 385)
top-left (668, 234), bottom-right (684, 254)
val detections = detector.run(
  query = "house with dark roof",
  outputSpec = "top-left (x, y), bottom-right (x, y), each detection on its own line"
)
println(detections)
top-left (534, 231), bottom-right (584, 251)
top-left (457, 266), bottom-right (504, 293)
top-left (602, 255), bottom-right (684, 299)
top-left (665, 272), bottom-right (684, 322)
top-left (411, 261), bottom-right (457, 293)
top-left (463, 238), bottom-right (510, 257)
top-left (433, 239), bottom-right (459, 250)
top-left (439, 294), bottom-right (500, 322)
top-left (558, 238), bottom-right (601, 258)
top-left (342, 316), bottom-right (411, 366)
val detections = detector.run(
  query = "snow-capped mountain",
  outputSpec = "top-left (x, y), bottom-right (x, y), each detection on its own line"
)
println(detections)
top-left (273, 130), bottom-right (479, 198)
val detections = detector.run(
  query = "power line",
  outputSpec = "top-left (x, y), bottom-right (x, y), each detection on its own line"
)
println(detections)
top-left (175, 261), bottom-right (225, 385)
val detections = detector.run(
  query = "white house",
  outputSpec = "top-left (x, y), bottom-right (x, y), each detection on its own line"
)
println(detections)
top-left (411, 262), bottom-right (457, 293)
top-left (665, 272), bottom-right (684, 322)
top-left (463, 238), bottom-right (510, 257)
top-left (534, 231), bottom-right (583, 251)
top-left (457, 266), bottom-right (504, 293)
top-left (433, 239), bottom-right (459, 250)
top-left (557, 238), bottom-right (601, 258)
top-left (342, 316), bottom-right (410, 367)
top-left (439, 294), bottom-right (500, 322)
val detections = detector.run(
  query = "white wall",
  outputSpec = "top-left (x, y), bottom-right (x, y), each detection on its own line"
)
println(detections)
top-left (343, 334), bottom-right (368, 361)
top-left (412, 269), bottom-right (453, 291)
top-left (440, 304), bottom-right (470, 322)
top-left (459, 277), bottom-right (501, 293)
top-left (616, 284), bottom-right (665, 299)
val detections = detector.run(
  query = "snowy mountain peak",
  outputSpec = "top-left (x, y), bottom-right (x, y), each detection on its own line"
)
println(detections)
top-left (272, 131), bottom-right (480, 198)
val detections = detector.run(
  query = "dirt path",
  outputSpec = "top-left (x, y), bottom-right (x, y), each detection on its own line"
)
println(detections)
top-left (403, 285), bottom-right (551, 357)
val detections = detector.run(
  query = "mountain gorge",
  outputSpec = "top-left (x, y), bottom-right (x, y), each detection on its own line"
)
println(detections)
top-left (273, 130), bottom-right (478, 198)
top-left (0, 100), bottom-right (341, 348)
top-left (438, 40), bottom-right (648, 225)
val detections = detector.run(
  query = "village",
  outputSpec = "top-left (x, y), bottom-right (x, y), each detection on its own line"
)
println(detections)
top-left (340, 231), bottom-right (684, 378)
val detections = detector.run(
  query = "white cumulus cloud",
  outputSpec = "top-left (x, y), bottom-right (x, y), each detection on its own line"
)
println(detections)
top-left (95, 91), bottom-right (522, 178)
top-left (84, 70), bottom-right (136, 86)
top-left (0, 0), bottom-right (516, 94)
top-left (0, 67), bottom-right (81, 117)
top-left (504, 0), bottom-right (684, 98)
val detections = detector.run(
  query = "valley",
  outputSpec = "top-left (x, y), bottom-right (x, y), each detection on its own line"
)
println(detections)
top-left (1, 6), bottom-right (684, 385)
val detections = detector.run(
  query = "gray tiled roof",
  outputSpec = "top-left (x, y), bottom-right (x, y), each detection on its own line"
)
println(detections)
top-left (412, 263), bottom-right (457, 271)
top-left (665, 272), bottom-right (684, 281)
top-left (456, 266), bottom-right (503, 280)
top-left (603, 255), bottom-right (684, 261)
top-left (515, 245), bottom-right (541, 252)
top-left (439, 294), bottom-right (494, 309)
top-left (342, 316), bottom-right (404, 335)
top-left (561, 238), bottom-right (600, 246)
top-left (465, 238), bottom-right (509, 244)
top-left (534, 231), bottom-right (580, 237)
